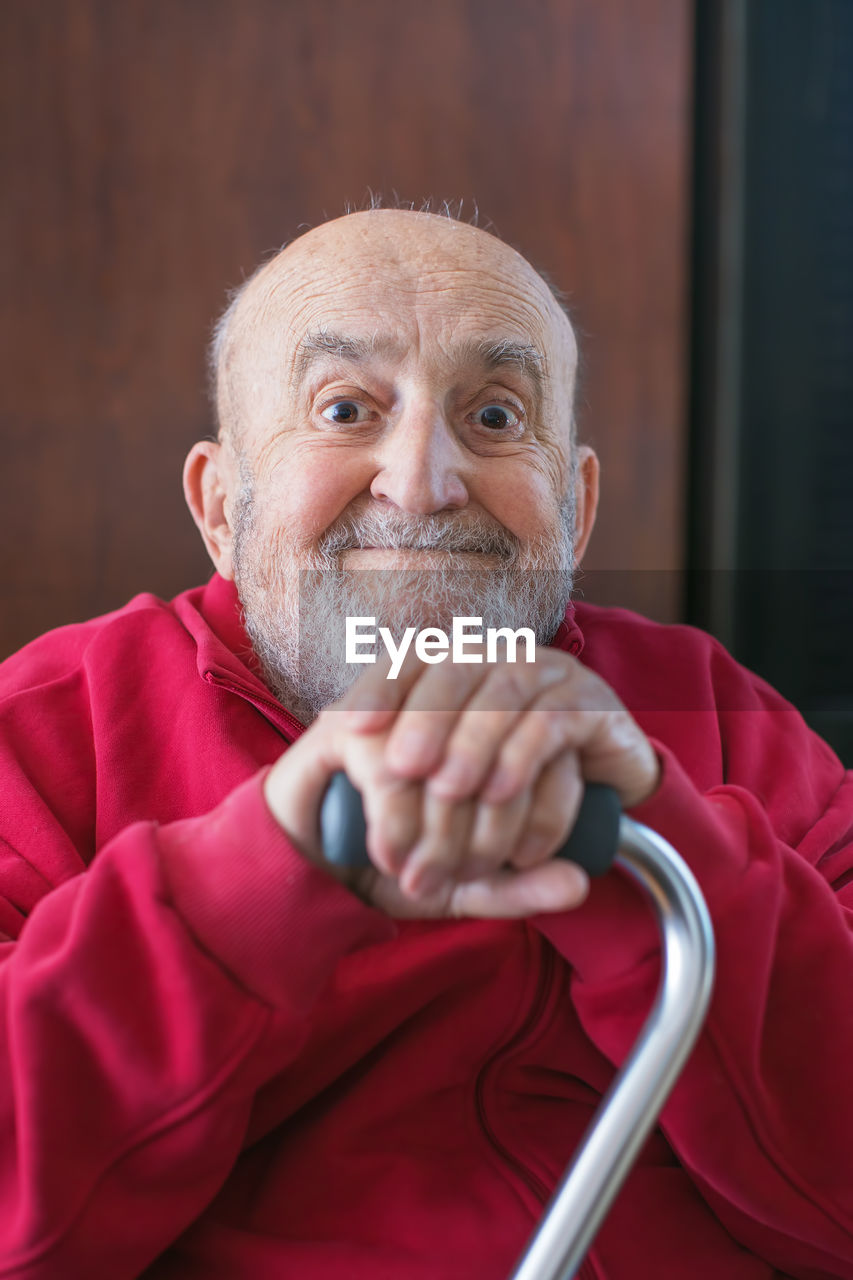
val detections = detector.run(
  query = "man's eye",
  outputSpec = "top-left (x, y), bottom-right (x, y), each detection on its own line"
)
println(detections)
top-left (320, 400), bottom-right (370, 425)
top-left (475, 404), bottom-right (521, 431)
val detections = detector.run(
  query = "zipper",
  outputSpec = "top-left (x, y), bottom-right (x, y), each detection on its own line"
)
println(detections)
top-left (204, 669), bottom-right (306, 740)
top-left (475, 940), bottom-right (606, 1279)
top-left (577, 1258), bottom-right (601, 1280)
top-left (474, 936), bottom-right (556, 1206)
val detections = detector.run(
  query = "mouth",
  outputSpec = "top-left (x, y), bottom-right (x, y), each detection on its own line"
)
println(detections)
top-left (345, 543), bottom-right (491, 553)
top-left (341, 545), bottom-right (503, 567)
top-left (354, 544), bottom-right (484, 552)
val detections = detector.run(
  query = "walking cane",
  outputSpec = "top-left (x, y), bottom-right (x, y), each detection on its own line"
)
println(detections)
top-left (321, 775), bottom-right (716, 1280)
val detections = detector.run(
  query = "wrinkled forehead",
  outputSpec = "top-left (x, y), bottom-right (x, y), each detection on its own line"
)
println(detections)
top-left (254, 216), bottom-right (568, 358)
top-left (217, 212), bottom-right (578, 440)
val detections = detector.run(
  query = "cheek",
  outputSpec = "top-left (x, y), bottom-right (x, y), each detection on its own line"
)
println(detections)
top-left (259, 446), bottom-right (373, 545)
top-left (474, 463), bottom-right (564, 542)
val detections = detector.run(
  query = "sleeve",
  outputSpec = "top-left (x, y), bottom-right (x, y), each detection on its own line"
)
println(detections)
top-left (536, 668), bottom-right (853, 1278)
top-left (0, 770), bottom-right (395, 1279)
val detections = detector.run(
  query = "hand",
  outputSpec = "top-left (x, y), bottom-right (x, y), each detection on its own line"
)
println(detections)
top-left (263, 647), bottom-right (660, 919)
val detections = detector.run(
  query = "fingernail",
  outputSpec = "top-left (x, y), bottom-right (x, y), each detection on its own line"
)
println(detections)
top-left (565, 864), bottom-right (590, 903)
top-left (345, 707), bottom-right (391, 731)
top-left (410, 864), bottom-right (447, 898)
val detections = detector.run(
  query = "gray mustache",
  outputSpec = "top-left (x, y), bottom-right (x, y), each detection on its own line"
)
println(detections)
top-left (319, 514), bottom-right (519, 559)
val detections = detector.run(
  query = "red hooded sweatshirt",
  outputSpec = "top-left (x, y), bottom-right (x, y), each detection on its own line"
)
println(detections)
top-left (0, 573), bottom-right (851, 1280)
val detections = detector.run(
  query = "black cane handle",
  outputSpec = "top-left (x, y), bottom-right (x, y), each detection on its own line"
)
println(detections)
top-left (320, 772), bottom-right (621, 878)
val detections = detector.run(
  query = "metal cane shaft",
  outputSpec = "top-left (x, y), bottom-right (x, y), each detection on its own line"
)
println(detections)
top-left (508, 817), bottom-right (715, 1280)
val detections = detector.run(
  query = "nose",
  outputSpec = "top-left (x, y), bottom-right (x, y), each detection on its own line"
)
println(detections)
top-left (369, 397), bottom-right (469, 514)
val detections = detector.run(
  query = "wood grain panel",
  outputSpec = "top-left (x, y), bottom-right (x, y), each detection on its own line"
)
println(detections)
top-left (0, 0), bottom-right (693, 656)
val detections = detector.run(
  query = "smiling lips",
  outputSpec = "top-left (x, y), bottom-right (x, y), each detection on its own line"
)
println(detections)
top-left (341, 546), bottom-right (502, 566)
top-left (355, 545), bottom-right (484, 552)
top-left (344, 546), bottom-right (490, 555)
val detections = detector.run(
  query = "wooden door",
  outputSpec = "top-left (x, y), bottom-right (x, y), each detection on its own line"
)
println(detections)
top-left (0, 0), bottom-right (693, 657)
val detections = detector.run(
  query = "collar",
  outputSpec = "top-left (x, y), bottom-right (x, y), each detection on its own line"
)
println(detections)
top-left (174, 574), bottom-right (305, 738)
top-left (550, 606), bottom-right (585, 657)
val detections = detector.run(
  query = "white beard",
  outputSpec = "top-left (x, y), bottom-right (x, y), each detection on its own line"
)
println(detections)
top-left (231, 481), bottom-right (576, 722)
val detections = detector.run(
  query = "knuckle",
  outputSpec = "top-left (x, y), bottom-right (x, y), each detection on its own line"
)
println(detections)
top-left (315, 705), bottom-right (339, 736)
top-left (469, 824), bottom-right (510, 867)
top-left (366, 785), bottom-right (419, 860)
top-left (478, 663), bottom-right (526, 710)
top-left (414, 833), bottom-right (455, 869)
top-left (443, 742), bottom-right (484, 786)
top-left (499, 733), bottom-right (533, 773)
top-left (458, 851), bottom-right (496, 882)
top-left (381, 813), bottom-right (418, 858)
top-left (525, 809), bottom-right (567, 851)
top-left (539, 709), bottom-right (567, 752)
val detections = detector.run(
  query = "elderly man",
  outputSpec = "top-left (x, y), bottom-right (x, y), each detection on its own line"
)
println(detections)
top-left (0, 210), bottom-right (851, 1280)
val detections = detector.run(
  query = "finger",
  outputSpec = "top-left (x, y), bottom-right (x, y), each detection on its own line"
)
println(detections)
top-left (397, 790), bottom-right (477, 899)
top-left (485, 702), bottom-right (657, 811)
top-left (331, 727), bottom-right (423, 875)
top-left (448, 859), bottom-right (589, 919)
top-left (264, 705), bottom-right (389, 860)
top-left (361, 775), bottom-right (424, 875)
top-left (479, 667), bottom-right (616, 804)
top-left (423, 706), bottom-right (521, 799)
top-left (510, 751), bottom-right (584, 868)
top-left (425, 663), bottom-right (550, 799)
top-left (389, 652), bottom-right (566, 791)
top-left (336, 645), bottom-right (425, 731)
top-left (476, 660), bottom-right (661, 809)
top-left (383, 655), bottom-right (490, 780)
top-left (426, 657), bottom-right (571, 799)
top-left (356, 868), bottom-right (454, 920)
top-left (462, 787), bottom-right (533, 880)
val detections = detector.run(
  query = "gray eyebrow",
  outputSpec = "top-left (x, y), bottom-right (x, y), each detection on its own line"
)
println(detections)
top-left (292, 328), bottom-right (545, 400)
top-left (468, 338), bottom-right (544, 394)
top-left (292, 329), bottom-right (387, 387)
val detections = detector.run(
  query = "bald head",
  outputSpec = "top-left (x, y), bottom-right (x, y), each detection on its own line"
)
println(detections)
top-left (210, 209), bottom-right (579, 455)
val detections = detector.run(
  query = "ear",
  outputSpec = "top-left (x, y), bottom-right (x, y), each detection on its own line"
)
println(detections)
top-left (571, 445), bottom-right (600, 566)
top-left (183, 440), bottom-right (237, 579)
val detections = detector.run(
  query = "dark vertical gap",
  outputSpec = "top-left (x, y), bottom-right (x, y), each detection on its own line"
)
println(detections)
top-left (687, 0), bottom-right (853, 763)
top-left (686, 0), bottom-right (746, 650)
top-left (685, 0), bottom-right (722, 632)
